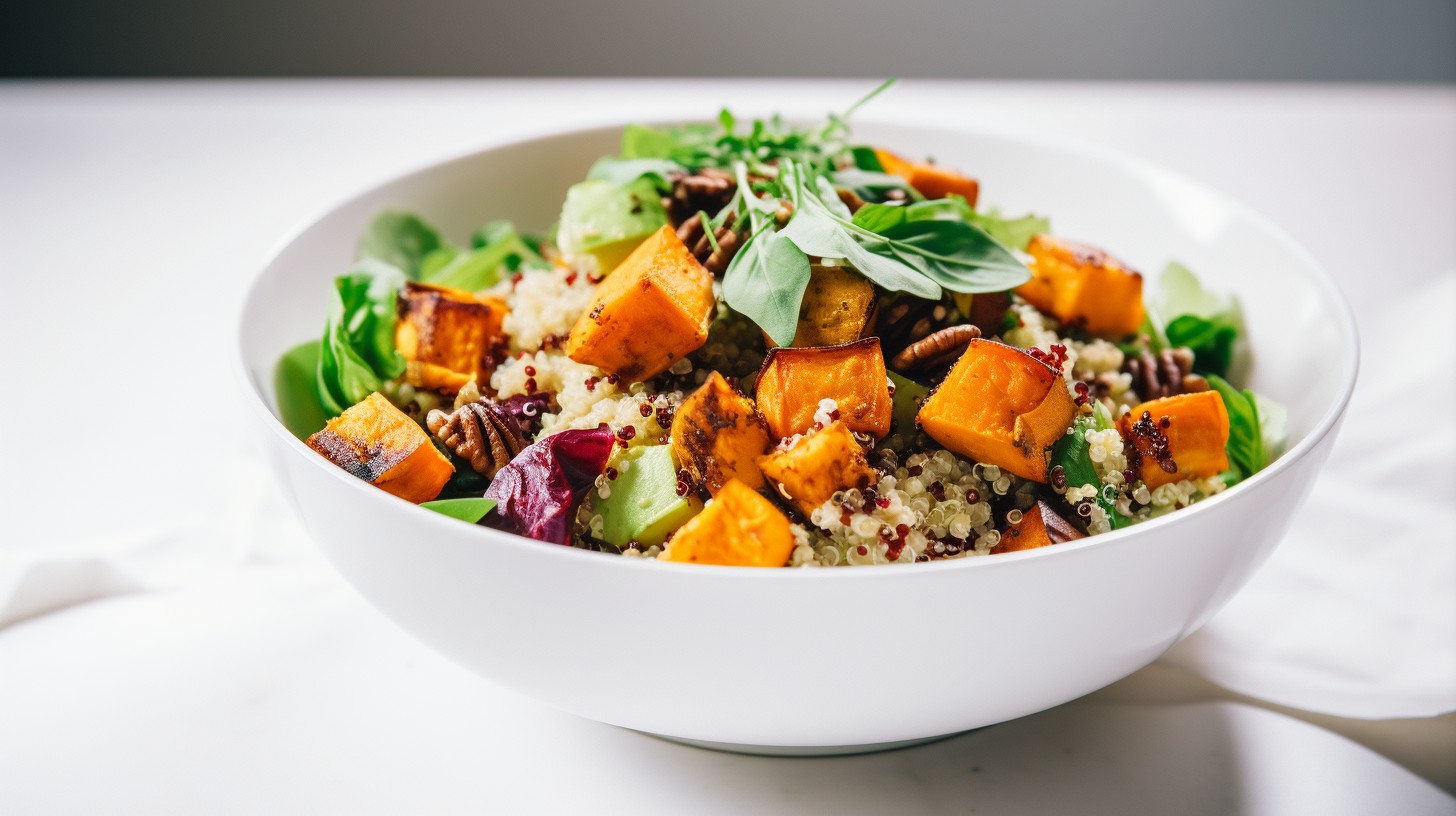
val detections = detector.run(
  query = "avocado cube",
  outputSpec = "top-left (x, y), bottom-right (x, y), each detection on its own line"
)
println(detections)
top-left (597, 444), bottom-right (702, 547)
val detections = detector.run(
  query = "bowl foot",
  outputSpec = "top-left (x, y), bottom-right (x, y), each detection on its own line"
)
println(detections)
top-left (637, 729), bottom-right (969, 757)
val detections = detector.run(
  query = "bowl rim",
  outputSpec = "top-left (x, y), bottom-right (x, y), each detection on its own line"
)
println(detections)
top-left (236, 115), bottom-right (1360, 578)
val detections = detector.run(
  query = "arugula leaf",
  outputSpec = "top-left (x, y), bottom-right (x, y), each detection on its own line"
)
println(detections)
top-left (420, 497), bottom-right (497, 523)
top-left (1205, 374), bottom-right (1265, 481)
top-left (424, 221), bottom-right (541, 292)
top-left (357, 212), bottom-right (442, 280)
top-left (275, 340), bottom-right (329, 440)
top-left (316, 261), bottom-right (406, 417)
top-left (964, 208), bottom-right (1050, 252)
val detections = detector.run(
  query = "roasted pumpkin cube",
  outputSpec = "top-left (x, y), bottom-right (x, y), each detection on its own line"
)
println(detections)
top-left (767, 265), bottom-right (878, 348)
top-left (754, 337), bottom-right (893, 441)
top-left (307, 392), bottom-right (454, 503)
top-left (1017, 235), bottom-right (1144, 337)
top-left (1119, 391), bottom-right (1230, 489)
top-left (874, 148), bottom-right (980, 206)
top-left (757, 421), bottom-right (876, 517)
top-left (395, 281), bottom-right (508, 394)
top-left (917, 338), bottom-right (1076, 482)
top-left (659, 479), bottom-right (795, 567)
top-left (992, 501), bottom-right (1086, 554)
top-left (671, 371), bottom-right (771, 496)
top-left (565, 225), bottom-right (714, 382)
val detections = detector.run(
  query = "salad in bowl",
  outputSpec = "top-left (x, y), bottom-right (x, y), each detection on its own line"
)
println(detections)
top-left (277, 85), bottom-right (1283, 569)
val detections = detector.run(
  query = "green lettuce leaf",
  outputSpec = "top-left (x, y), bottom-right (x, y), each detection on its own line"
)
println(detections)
top-left (316, 261), bottom-right (406, 417)
top-left (275, 340), bottom-right (329, 440)
top-left (1206, 373), bottom-right (1265, 483)
top-left (423, 220), bottom-right (542, 292)
top-left (1151, 262), bottom-right (1246, 377)
top-left (358, 212), bottom-right (442, 280)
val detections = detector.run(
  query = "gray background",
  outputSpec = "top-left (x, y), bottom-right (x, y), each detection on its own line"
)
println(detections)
top-left (4, 0), bottom-right (1454, 80)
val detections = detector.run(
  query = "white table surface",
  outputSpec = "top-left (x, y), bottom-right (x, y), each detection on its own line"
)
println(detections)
top-left (2, 79), bottom-right (1454, 815)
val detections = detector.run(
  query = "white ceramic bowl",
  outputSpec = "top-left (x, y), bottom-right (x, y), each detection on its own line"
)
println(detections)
top-left (238, 120), bottom-right (1357, 753)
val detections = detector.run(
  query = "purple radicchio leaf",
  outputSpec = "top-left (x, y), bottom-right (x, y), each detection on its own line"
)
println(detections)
top-left (482, 427), bottom-right (614, 545)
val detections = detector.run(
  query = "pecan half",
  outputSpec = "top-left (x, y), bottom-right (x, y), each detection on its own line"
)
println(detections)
top-left (876, 297), bottom-right (949, 358)
top-left (676, 211), bottom-right (742, 276)
top-left (426, 399), bottom-right (529, 478)
top-left (1123, 347), bottom-right (1208, 401)
top-left (889, 324), bottom-right (981, 375)
top-left (664, 169), bottom-right (737, 226)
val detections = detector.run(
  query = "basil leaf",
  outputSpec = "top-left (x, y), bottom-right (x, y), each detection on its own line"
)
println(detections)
top-left (850, 200), bottom-right (914, 233)
top-left (275, 340), bottom-right (329, 440)
top-left (1206, 374), bottom-right (1265, 481)
top-left (722, 230), bottom-right (813, 347)
top-left (779, 205), bottom-right (942, 300)
top-left (587, 157), bottom-right (683, 188)
top-left (848, 145), bottom-right (884, 171)
top-left (420, 497), bottom-right (497, 523)
top-left (1165, 313), bottom-right (1239, 377)
top-left (316, 262), bottom-right (406, 417)
top-left (853, 205), bottom-right (1031, 293)
top-left (358, 212), bottom-right (442, 280)
top-left (964, 208), bottom-right (1050, 252)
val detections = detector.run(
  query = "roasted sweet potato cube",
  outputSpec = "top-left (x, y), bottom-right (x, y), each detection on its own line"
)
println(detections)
top-left (395, 281), bottom-right (508, 394)
top-left (755, 337), bottom-right (893, 441)
top-left (671, 371), bottom-right (771, 496)
top-left (757, 421), bottom-right (876, 517)
top-left (917, 339), bottom-right (1076, 482)
top-left (992, 501), bottom-right (1086, 554)
top-left (767, 265), bottom-right (877, 348)
top-left (874, 148), bottom-right (980, 206)
top-left (1119, 391), bottom-right (1230, 489)
top-left (1017, 235), bottom-right (1144, 337)
top-left (307, 392), bottom-right (454, 503)
top-left (659, 479), bottom-right (795, 567)
top-left (565, 225), bottom-right (714, 382)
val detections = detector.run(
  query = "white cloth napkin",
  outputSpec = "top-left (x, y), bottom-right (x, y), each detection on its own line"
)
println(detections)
top-left (1164, 272), bottom-right (1456, 718)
